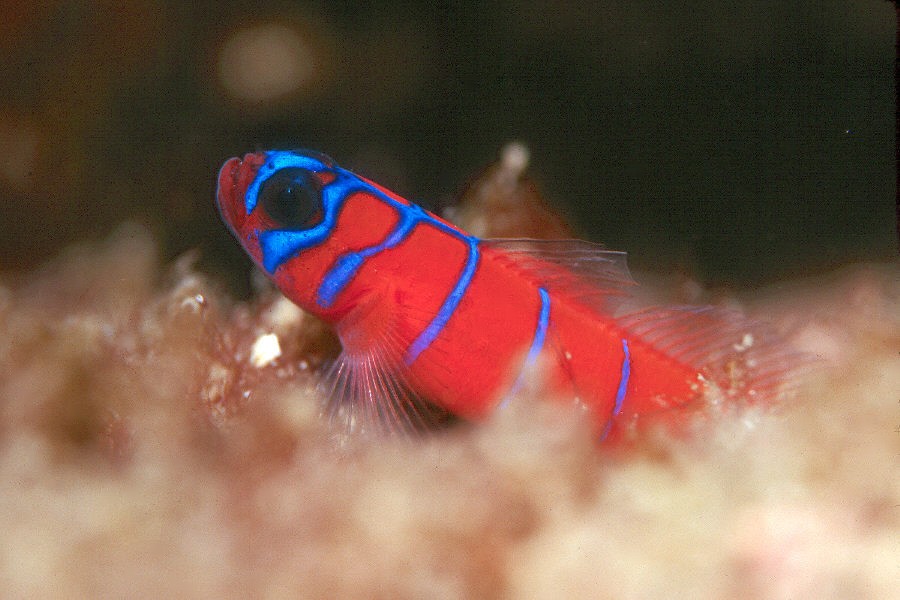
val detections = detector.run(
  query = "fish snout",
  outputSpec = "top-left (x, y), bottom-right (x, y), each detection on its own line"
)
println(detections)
top-left (215, 156), bottom-right (246, 233)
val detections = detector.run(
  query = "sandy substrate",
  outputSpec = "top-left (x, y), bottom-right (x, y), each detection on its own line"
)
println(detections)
top-left (0, 225), bottom-right (897, 598)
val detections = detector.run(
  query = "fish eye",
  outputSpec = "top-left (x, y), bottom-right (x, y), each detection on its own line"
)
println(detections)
top-left (257, 168), bottom-right (324, 229)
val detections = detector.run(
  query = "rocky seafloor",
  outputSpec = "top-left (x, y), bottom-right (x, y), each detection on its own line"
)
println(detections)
top-left (0, 225), bottom-right (897, 598)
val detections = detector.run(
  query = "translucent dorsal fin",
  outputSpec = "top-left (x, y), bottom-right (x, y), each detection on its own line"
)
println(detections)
top-left (321, 313), bottom-right (450, 440)
top-left (482, 238), bottom-right (636, 313)
top-left (618, 305), bottom-right (814, 402)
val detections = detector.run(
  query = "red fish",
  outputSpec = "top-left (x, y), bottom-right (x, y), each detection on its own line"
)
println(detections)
top-left (216, 150), bottom-right (799, 440)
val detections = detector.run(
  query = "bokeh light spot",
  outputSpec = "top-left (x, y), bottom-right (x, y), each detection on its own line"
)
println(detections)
top-left (218, 23), bottom-right (315, 103)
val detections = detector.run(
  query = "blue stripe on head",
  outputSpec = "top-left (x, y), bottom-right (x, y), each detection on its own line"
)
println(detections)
top-left (252, 152), bottom-right (360, 274)
top-left (316, 204), bottom-right (427, 308)
top-left (317, 253), bottom-right (364, 308)
top-left (257, 178), bottom-right (346, 273)
top-left (245, 150), bottom-right (332, 215)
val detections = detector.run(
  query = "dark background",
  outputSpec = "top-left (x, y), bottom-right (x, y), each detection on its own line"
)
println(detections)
top-left (0, 1), bottom-right (894, 293)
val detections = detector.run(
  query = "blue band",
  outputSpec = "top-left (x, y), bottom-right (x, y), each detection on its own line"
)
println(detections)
top-left (404, 237), bottom-right (480, 364)
top-left (499, 287), bottom-right (551, 407)
top-left (601, 338), bottom-right (631, 440)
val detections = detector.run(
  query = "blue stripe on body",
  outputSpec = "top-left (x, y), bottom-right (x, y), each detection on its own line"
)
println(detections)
top-left (500, 286), bottom-right (552, 407)
top-left (404, 237), bottom-right (480, 365)
top-left (601, 338), bottom-right (631, 440)
top-left (526, 288), bottom-right (552, 367)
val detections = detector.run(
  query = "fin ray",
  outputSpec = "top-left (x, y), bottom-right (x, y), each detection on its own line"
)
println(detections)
top-left (321, 309), bottom-right (450, 438)
top-left (482, 238), bottom-right (635, 313)
top-left (618, 305), bottom-right (812, 402)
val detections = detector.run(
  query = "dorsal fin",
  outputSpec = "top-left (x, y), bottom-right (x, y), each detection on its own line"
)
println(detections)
top-left (482, 238), bottom-right (636, 313)
top-left (617, 305), bottom-right (813, 402)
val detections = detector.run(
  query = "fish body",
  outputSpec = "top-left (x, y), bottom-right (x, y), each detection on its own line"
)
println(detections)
top-left (216, 150), bottom-right (794, 438)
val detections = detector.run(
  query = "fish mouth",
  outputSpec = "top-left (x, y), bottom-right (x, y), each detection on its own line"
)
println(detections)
top-left (215, 156), bottom-right (245, 232)
top-left (215, 152), bottom-right (267, 233)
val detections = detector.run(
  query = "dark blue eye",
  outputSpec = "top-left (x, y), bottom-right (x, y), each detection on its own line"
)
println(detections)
top-left (258, 168), bottom-right (323, 228)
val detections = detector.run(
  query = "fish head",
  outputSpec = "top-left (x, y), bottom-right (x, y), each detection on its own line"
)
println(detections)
top-left (215, 149), bottom-right (337, 273)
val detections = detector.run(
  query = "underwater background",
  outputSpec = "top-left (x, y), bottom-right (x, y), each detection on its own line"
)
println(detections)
top-left (0, 1), bottom-right (894, 288)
